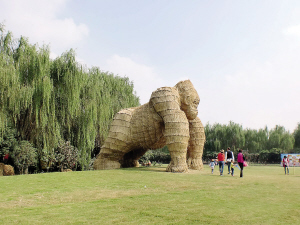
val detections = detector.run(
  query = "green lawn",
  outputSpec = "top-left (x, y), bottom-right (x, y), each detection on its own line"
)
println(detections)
top-left (0, 165), bottom-right (299, 224)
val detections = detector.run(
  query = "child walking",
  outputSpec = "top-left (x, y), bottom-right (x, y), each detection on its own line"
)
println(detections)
top-left (230, 160), bottom-right (235, 176)
top-left (209, 159), bottom-right (215, 174)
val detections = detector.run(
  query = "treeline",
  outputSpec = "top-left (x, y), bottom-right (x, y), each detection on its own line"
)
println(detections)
top-left (0, 26), bottom-right (139, 173)
top-left (203, 121), bottom-right (300, 163)
top-left (140, 122), bottom-right (300, 165)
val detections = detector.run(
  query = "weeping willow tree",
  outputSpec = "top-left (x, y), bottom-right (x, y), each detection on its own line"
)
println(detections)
top-left (0, 25), bottom-right (140, 170)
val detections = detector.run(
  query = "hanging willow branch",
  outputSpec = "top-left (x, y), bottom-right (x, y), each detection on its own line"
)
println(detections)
top-left (0, 26), bottom-right (140, 170)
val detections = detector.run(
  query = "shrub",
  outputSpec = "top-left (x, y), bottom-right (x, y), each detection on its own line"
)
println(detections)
top-left (55, 141), bottom-right (79, 171)
top-left (0, 126), bottom-right (18, 164)
top-left (258, 149), bottom-right (281, 164)
top-left (202, 152), bottom-right (218, 163)
top-left (245, 153), bottom-right (259, 163)
top-left (139, 149), bottom-right (171, 164)
top-left (40, 148), bottom-right (56, 172)
top-left (12, 141), bottom-right (38, 174)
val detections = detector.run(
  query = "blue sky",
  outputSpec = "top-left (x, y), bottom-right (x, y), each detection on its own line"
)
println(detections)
top-left (1, 0), bottom-right (299, 132)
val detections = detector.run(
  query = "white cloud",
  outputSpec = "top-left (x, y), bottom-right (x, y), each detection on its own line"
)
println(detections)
top-left (173, 76), bottom-right (190, 84)
top-left (200, 59), bottom-right (300, 132)
top-left (283, 24), bottom-right (300, 37)
top-left (0, 0), bottom-right (89, 52)
top-left (104, 55), bottom-right (198, 106)
top-left (104, 55), bottom-right (164, 104)
top-left (49, 52), bottom-right (58, 60)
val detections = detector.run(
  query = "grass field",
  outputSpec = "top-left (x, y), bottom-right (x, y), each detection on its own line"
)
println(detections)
top-left (0, 164), bottom-right (299, 224)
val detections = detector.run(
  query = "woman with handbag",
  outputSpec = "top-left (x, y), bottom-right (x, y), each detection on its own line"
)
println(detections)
top-left (237, 149), bottom-right (245, 177)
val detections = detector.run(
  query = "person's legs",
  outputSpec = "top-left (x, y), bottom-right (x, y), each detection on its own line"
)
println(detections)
top-left (231, 168), bottom-right (234, 176)
top-left (284, 166), bottom-right (287, 174)
top-left (238, 162), bottom-right (244, 177)
top-left (287, 167), bottom-right (289, 175)
top-left (220, 161), bottom-right (224, 175)
top-left (222, 162), bottom-right (225, 174)
top-left (228, 161), bottom-right (231, 174)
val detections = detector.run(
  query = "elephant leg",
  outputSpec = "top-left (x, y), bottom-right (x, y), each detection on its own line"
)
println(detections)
top-left (122, 148), bottom-right (148, 168)
top-left (187, 117), bottom-right (205, 170)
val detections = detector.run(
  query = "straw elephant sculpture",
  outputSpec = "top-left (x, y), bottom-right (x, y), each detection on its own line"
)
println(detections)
top-left (93, 80), bottom-right (205, 172)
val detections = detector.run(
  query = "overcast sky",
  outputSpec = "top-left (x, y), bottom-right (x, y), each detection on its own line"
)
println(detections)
top-left (1, 0), bottom-right (299, 132)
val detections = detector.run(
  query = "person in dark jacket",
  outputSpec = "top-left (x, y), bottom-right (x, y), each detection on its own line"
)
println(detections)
top-left (225, 147), bottom-right (234, 174)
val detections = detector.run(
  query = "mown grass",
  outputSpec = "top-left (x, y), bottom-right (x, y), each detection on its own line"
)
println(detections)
top-left (0, 165), bottom-right (299, 224)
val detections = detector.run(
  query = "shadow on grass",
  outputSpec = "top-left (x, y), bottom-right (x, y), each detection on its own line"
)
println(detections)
top-left (120, 166), bottom-right (206, 174)
top-left (120, 166), bottom-right (167, 173)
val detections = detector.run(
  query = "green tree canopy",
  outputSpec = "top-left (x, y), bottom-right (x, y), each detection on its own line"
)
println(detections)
top-left (293, 123), bottom-right (300, 149)
top-left (0, 25), bottom-right (140, 170)
top-left (268, 125), bottom-right (294, 152)
top-left (204, 122), bottom-right (296, 155)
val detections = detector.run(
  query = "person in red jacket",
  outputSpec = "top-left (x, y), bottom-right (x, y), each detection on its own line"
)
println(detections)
top-left (217, 149), bottom-right (225, 176)
top-left (3, 153), bottom-right (9, 164)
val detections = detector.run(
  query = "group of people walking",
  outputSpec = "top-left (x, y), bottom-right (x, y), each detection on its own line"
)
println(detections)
top-left (209, 149), bottom-right (293, 177)
top-left (210, 147), bottom-right (246, 177)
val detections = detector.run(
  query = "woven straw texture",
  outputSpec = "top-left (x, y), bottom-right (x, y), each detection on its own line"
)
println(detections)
top-left (93, 80), bottom-right (205, 172)
top-left (0, 163), bottom-right (15, 176)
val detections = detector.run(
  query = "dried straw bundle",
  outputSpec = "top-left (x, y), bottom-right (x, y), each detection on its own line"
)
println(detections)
top-left (93, 80), bottom-right (205, 172)
top-left (0, 163), bottom-right (15, 176)
top-left (187, 117), bottom-right (205, 170)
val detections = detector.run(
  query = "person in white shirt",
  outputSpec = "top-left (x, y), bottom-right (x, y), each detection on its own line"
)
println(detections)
top-left (282, 156), bottom-right (289, 175)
